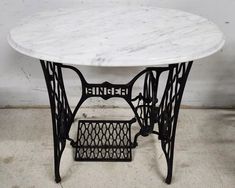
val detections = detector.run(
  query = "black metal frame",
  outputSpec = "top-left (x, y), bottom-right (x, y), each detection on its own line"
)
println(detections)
top-left (75, 119), bottom-right (135, 161)
top-left (41, 60), bottom-right (193, 184)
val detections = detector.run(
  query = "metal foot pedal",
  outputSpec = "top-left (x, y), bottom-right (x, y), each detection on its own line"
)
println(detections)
top-left (75, 119), bottom-right (135, 161)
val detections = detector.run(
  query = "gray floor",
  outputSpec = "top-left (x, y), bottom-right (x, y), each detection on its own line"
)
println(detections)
top-left (0, 108), bottom-right (234, 188)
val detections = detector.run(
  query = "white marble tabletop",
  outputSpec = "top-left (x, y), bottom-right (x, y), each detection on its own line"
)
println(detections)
top-left (8, 6), bottom-right (225, 67)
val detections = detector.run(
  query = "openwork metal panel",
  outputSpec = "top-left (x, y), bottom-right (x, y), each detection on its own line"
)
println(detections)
top-left (41, 61), bottom-right (73, 183)
top-left (131, 70), bottom-right (159, 133)
top-left (75, 119), bottom-right (134, 161)
top-left (129, 67), bottom-right (168, 144)
top-left (41, 60), bottom-right (193, 184)
top-left (157, 62), bottom-right (192, 183)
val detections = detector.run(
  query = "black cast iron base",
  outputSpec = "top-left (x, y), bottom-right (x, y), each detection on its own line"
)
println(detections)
top-left (40, 60), bottom-right (193, 184)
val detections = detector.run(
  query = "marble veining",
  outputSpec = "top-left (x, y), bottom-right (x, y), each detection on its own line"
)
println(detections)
top-left (8, 6), bottom-right (225, 66)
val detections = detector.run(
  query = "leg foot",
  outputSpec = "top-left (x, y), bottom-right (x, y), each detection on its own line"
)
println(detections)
top-left (165, 175), bottom-right (172, 184)
top-left (55, 176), bottom-right (61, 183)
top-left (165, 160), bottom-right (173, 184)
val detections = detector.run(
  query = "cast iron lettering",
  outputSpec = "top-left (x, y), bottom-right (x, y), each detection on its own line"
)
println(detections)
top-left (84, 82), bottom-right (129, 100)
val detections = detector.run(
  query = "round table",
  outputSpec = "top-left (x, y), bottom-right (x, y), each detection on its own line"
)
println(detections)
top-left (8, 6), bottom-right (225, 184)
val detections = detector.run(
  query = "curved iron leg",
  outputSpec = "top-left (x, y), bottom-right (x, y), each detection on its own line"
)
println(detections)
top-left (54, 150), bottom-right (62, 183)
top-left (158, 62), bottom-right (193, 184)
top-left (41, 61), bottom-right (73, 183)
top-left (165, 141), bottom-right (174, 184)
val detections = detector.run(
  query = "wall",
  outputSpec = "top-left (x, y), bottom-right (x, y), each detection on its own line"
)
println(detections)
top-left (0, 0), bottom-right (234, 108)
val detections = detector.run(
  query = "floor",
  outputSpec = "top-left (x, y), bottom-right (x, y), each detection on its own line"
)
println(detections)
top-left (0, 108), bottom-right (234, 188)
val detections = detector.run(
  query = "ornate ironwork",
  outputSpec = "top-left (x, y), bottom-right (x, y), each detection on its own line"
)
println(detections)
top-left (75, 118), bottom-right (135, 161)
top-left (41, 61), bottom-right (73, 183)
top-left (157, 62), bottom-right (192, 184)
top-left (41, 60), bottom-right (193, 184)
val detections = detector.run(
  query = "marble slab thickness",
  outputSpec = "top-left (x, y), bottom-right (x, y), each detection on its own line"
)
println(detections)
top-left (8, 6), bottom-right (225, 67)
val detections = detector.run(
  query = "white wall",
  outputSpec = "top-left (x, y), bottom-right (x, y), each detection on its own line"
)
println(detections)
top-left (0, 0), bottom-right (234, 108)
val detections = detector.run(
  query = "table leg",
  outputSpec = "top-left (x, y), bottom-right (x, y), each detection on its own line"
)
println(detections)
top-left (41, 61), bottom-right (73, 183)
top-left (157, 62), bottom-right (193, 184)
top-left (125, 62), bottom-right (192, 184)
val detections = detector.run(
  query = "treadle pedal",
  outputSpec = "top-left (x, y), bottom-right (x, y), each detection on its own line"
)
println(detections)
top-left (75, 119), bottom-right (135, 161)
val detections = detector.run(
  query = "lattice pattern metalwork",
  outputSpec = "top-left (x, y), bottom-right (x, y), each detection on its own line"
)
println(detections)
top-left (157, 62), bottom-right (193, 184)
top-left (75, 119), bottom-right (135, 161)
top-left (41, 60), bottom-right (73, 183)
top-left (41, 60), bottom-right (193, 184)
